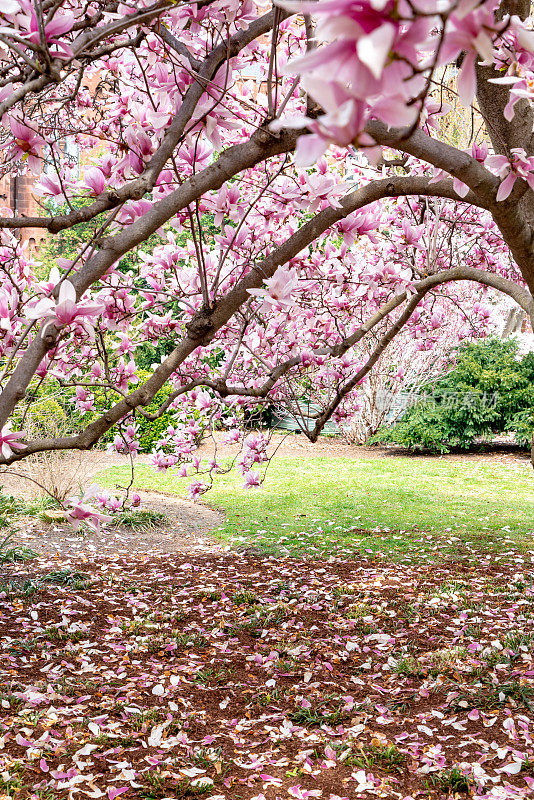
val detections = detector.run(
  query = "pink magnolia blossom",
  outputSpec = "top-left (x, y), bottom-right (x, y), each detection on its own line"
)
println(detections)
top-left (6, 117), bottom-right (45, 173)
top-left (439, 7), bottom-right (497, 105)
top-left (110, 422), bottom-right (139, 455)
top-left (107, 788), bottom-right (129, 800)
top-left (471, 141), bottom-right (489, 163)
top-left (117, 199), bottom-right (154, 225)
top-left (430, 168), bottom-right (470, 198)
top-left (485, 148), bottom-right (534, 201)
top-left (83, 167), bottom-right (106, 196)
top-left (243, 470), bottom-right (261, 489)
top-left (0, 422), bottom-right (26, 459)
top-left (74, 386), bottom-right (94, 413)
top-left (224, 428), bottom-right (241, 444)
top-left (19, 2), bottom-right (75, 57)
top-left (280, 0), bottom-right (401, 82)
top-left (212, 184), bottom-right (242, 226)
top-left (277, 1), bottom-right (428, 157)
top-left (66, 496), bottom-right (110, 532)
top-left (30, 10), bottom-right (74, 43)
top-left (27, 280), bottom-right (104, 337)
top-left (188, 480), bottom-right (208, 499)
top-left (34, 174), bottom-right (63, 197)
top-left (274, 80), bottom-right (372, 167)
top-left (149, 452), bottom-right (178, 471)
top-left (95, 489), bottom-right (123, 513)
top-left (339, 210), bottom-right (381, 245)
top-left (400, 218), bottom-right (425, 248)
top-left (0, 289), bottom-right (16, 331)
top-left (39, 265), bottom-right (63, 295)
top-left (195, 390), bottom-right (212, 410)
top-left (287, 787), bottom-right (322, 799)
top-left (248, 266), bottom-right (299, 311)
top-left (0, 1), bottom-right (22, 13)
top-left (115, 357), bottom-right (138, 393)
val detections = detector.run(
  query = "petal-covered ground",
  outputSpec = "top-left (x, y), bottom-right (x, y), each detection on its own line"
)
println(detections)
top-left (2, 545), bottom-right (534, 800)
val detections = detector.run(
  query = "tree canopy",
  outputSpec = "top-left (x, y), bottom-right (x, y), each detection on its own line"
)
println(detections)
top-left (0, 0), bottom-right (533, 521)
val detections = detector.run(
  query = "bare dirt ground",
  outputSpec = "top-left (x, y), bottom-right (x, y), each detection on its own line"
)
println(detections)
top-left (2, 451), bottom-right (225, 559)
top-left (2, 434), bottom-right (529, 560)
top-left (9, 491), bottom-right (225, 561)
top-left (2, 546), bottom-right (534, 800)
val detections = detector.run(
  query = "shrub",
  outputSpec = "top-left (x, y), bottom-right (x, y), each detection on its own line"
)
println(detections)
top-left (372, 338), bottom-right (534, 453)
top-left (13, 394), bottom-right (67, 435)
top-left (126, 371), bottom-right (178, 453)
top-left (11, 392), bottom-right (93, 502)
top-left (508, 408), bottom-right (534, 449)
top-left (136, 406), bottom-right (173, 452)
top-left (87, 370), bottom-right (176, 453)
top-left (371, 401), bottom-right (454, 453)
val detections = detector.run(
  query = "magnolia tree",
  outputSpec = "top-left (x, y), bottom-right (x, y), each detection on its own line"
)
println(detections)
top-left (0, 0), bottom-right (534, 523)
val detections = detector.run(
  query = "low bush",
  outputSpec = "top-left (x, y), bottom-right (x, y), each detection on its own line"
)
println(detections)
top-left (372, 338), bottom-right (534, 453)
top-left (508, 408), bottom-right (534, 449)
top-left (87, 369), bottom-right (176, 453)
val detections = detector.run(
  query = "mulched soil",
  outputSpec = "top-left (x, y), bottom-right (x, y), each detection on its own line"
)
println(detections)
top-left (2, 545), bottom-right (534, 800)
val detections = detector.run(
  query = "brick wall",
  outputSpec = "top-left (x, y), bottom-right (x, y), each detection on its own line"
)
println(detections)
top-left (0, 170), bottom-right (48, 252)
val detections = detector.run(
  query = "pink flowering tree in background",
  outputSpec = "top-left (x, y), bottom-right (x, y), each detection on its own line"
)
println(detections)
top-left (0, 0), bottom-right (534, 522)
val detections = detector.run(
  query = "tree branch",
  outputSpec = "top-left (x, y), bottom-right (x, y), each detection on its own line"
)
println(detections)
top-left (366, 121), bottom-right (534, 294)
top-left (0, 125), bottom-right (301, 429)
top-left (0, 8), bottom-right (287, 234)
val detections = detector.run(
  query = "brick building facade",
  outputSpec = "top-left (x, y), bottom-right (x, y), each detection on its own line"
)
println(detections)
top-left (0, 171), bottom-right (48, 251)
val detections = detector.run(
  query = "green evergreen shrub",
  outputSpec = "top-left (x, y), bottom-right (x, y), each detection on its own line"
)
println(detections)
top-left (372, 338), bottom-right (534, 453)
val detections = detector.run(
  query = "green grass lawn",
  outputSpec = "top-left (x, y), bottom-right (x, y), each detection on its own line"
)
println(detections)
top-left (97, 455), bottom-right (534, 561)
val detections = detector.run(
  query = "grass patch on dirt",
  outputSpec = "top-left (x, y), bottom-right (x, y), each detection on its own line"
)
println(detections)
top-left (108, 508), bottom-right (168, 531)
top-left (97, 455), bottom-right (533, 560)
top-left (0, 532), bottom-right (37, 564)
